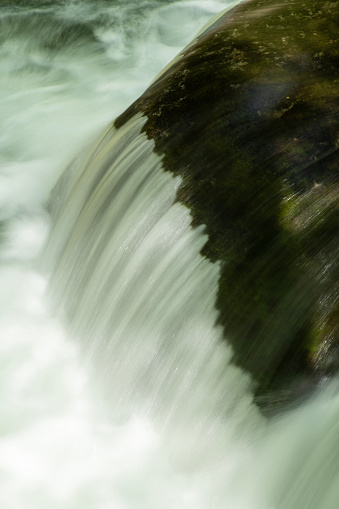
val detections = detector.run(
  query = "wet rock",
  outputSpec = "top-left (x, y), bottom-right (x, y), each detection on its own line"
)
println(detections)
top-left (115, 0), bottom-right (339, 405)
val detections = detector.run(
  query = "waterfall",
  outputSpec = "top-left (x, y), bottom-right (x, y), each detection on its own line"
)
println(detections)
top-left (44, 112), bottom-right (261, 465)
top-left (42, 112), bottom-right (339, 509)
top-left (1, 0), bottom-right (339, 507)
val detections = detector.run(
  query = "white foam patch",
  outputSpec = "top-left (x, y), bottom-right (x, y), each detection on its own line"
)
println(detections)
top-left (0, 240), bottom-right (188, 508)
top-left (0, 214), bottom-right (49, 261)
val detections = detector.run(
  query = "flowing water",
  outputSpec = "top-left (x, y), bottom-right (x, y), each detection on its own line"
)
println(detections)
top-left (0, 1), bottom-right (338, 508)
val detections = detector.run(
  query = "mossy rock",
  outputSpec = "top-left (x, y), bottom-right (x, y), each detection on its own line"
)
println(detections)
top-left (115, 0), bottom-right (339, 405)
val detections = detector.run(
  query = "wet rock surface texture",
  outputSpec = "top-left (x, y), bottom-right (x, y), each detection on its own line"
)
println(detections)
top-left (116, 0), bottom-right (339, 405)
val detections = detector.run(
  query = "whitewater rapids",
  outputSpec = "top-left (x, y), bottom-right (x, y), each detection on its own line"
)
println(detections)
top-left (1, 1), bottom-right (339, 508)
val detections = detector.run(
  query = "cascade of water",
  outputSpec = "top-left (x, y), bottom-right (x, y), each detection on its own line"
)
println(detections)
top-left (1, 0), bottom-right (339, 507)
top-left (43, 110), bottom-right (339, 509)
top-left (44, 113), bottom-right (261, 460)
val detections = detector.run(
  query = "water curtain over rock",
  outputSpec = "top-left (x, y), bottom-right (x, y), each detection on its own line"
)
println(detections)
top-left (1, 0), bottom-right (338, 507)
top-left (115, 0), bottom-right (339, 403)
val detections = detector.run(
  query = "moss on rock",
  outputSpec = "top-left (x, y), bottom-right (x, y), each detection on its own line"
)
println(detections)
top-left (115, 0), bottom-right (339, 404)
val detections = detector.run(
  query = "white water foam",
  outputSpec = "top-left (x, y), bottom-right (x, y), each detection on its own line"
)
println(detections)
top-left (1, 1), bottom-right (339, 507)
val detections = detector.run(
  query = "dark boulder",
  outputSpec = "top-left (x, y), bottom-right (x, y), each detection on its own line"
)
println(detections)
top-left (115, 0), bottom-right (339, 406)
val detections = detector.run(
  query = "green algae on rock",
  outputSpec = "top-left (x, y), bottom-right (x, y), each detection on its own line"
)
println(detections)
top-left (115, 0), bottom-right (339, 403)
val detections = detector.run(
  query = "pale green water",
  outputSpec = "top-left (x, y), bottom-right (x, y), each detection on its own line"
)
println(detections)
top-left (0, 1), bottom-right (338, 507)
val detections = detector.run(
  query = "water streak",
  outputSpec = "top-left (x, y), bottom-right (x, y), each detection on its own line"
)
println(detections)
top-left (44, 114), bottom-right (261, 460)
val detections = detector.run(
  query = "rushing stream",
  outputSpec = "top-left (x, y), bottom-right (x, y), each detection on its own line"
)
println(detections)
top-left (0, 1), bottom-right (338, 508)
